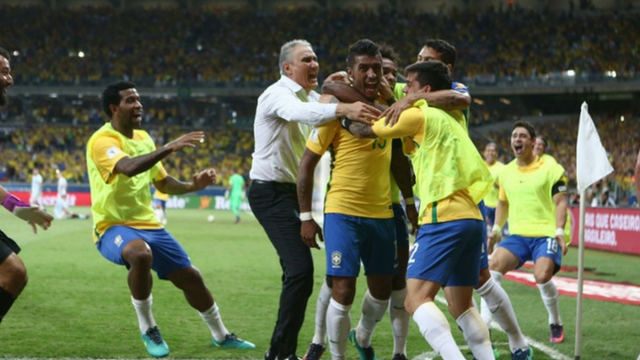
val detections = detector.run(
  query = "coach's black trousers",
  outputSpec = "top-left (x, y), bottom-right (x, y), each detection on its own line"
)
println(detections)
top-left (248, 180), bottom-right (314, 359)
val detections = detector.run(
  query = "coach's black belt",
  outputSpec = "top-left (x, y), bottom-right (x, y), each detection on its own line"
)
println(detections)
top-left (252, 179), bottom-right (296, 190)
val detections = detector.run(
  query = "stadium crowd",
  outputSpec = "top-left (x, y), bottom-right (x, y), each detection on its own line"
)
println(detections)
top-left (0, 125), bottom-right (253, 188)
top-left (0, 110), bottom-right (637, 205)
top-left (0, 5), bottom-right (638, 87)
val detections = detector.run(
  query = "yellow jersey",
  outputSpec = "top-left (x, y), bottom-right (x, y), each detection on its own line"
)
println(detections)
top-left (498, 156), bottom-right (566, 237)
top-left (87, 123), bottom-right (167, 242)
top-left (306, 121), bottom-right (392, 219)
top-left (372, 101), bottom-right (492, 224)
top-left (483, 161), bottom-right (506, 208)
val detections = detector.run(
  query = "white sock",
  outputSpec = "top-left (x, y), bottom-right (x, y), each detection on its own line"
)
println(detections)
top-left (312, 280), bottom-right (332, 345)
top-left (482, 270), bottom-right (503, 327)
top-left (389, 288), bottom-right (410, 355)
top-left (413, 302), bottom-right (465, 360)
top-left (476, 277), bottom-right (528, 352)
top-left (456, 307), bottom-right (493, 360)
top-left (132, 294), bottom-right (156, 334)
top-left (327, 298), bottom-right (351, 360)
top-left (356, 290), bottom-right (389, 348)
top-left (198, 303), bottom-right (229, 342)
top-left (479, 296), bottom-right (492, 328)
top-left (490, 270), bottom-right (503, 284)
top-left (537, 280), bottom-right (562, 325)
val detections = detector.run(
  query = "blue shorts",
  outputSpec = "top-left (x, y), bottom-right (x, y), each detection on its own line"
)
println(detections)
top-left (484, 205), bottom-right (496, 226)
top-left (407, 219), bottom-right (483, 287)
top-left (96, 226), bottom-right (191, 279)
top-left (324, 213), bottom-right (396, 277)
top-left (154, 199), bottom-right (166, 208)
top-left (393, 203), bottom-right (410, 249)
top-left (497, 235), bottom-right (562, 272)
top-left (477, 202), bottom-right (489, 271)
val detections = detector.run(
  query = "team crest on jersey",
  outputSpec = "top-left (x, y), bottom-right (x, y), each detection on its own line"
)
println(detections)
top-left (114, 235), bottom-right (123, 247)
top-left (331, 251), bottom-right (342, 268)
top-left (106, 146), bottom-right (122, 159)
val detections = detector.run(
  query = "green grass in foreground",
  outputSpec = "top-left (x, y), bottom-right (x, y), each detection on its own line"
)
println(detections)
top-left (0, 208), bottom-right (638, 359)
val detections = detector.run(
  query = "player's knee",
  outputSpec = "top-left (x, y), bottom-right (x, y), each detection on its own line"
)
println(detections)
top-left (181, 266), bottom-right (205, 284)
top-left (534, 270), bottom-right (553, 284)
top-left (488, 252), bottom-right (510, 273)
top-left (369, 286), bottom-right (392, 301)
top-left (404, 295), bottom-right (424, 315)
top-left (331, 280), bottom-right (357, 305)
top-left (122, 244), bottom-right (153, 268)
top-left (1, 260), bottom-right (28, 295)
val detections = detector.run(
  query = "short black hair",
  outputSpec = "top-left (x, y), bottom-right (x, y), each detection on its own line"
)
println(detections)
top-left (0, 47), bottom-right (10, 61)
top-left (346, 39), bottom-right (380, 68)
top-left (378, 43), bottom-right (399, 64)
top-left (486, 142), bottom-right (498, 150)
top-left (102, 81), bottom-right (136, 118)
top-left (536, 135), bottom-right (548, 148)
top-left (404, 60), bottom-right (452, 91)
top-left (513, 120), bottom-right (536, 139)
top-left (423, 39), bottom-right (456, 67)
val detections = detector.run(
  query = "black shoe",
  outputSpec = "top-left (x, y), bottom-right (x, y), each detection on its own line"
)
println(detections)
top-left (265, 349), bottom-right (277, 360)
top-left (303, 343), bottom-right (326, 360)
top-left (392, 354), bottom-right (408, 360)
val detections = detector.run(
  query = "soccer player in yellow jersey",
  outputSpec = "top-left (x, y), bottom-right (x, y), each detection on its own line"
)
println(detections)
top-left (383, 39), bottom-right (471, 127)
top-left (303, 43), bottom-right (418, 360)
top-left (298, 39), bottom-right (396, 360)
top-left (383, 39), bottom-right (531, 359)
top-left (87, 81), bottom-right (254, 358)
top-left (489, 121), bottom-right (568, 344)
top-left (344, 60), bottom-right (495, 360)
top-left (482, 143), bottom-right (506, 230)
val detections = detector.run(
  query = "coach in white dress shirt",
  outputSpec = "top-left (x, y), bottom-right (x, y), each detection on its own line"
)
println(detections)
top-left (248, 39), bottom-right (380, 360)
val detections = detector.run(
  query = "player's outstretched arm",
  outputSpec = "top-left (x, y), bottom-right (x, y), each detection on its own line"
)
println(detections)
top-left (297, 149), bottom-right (324, 250)
top-left (115, 132), bottom-right (205, 178)
top-left (553, 192), bottom-right (569, 255)
top-left (154, 169), bottom-right (216, 195)
top-left (0, 187), bottom-right (53, 233)
top-left (421, 89), bottom-right (471, 110)
top-left (489, 199), bottom-right (509, 253)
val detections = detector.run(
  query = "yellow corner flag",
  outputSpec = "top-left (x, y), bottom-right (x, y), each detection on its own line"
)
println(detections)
top-left (576, 102), bottom-right (614, 193)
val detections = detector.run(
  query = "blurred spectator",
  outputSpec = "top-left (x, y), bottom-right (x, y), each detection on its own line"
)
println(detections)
top-left (0, 6), bottom-right (637, 87)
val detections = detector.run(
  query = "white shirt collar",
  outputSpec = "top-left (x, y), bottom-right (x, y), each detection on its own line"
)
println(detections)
top-left (279, 75), bottom-right (312, 96)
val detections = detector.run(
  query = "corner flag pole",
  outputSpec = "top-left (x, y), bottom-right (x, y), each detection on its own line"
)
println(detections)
top-left (574, 193), bottom-right (586, 360)
top-left (574, 102), bottom-right (613, 360)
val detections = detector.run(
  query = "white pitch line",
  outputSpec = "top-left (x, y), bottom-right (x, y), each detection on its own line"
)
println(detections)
top-left (410, 295), bottom-right (571, 360)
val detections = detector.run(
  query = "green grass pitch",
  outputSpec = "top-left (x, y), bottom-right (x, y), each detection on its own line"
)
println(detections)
top-left (0, 208), bottom-right (638, 359)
